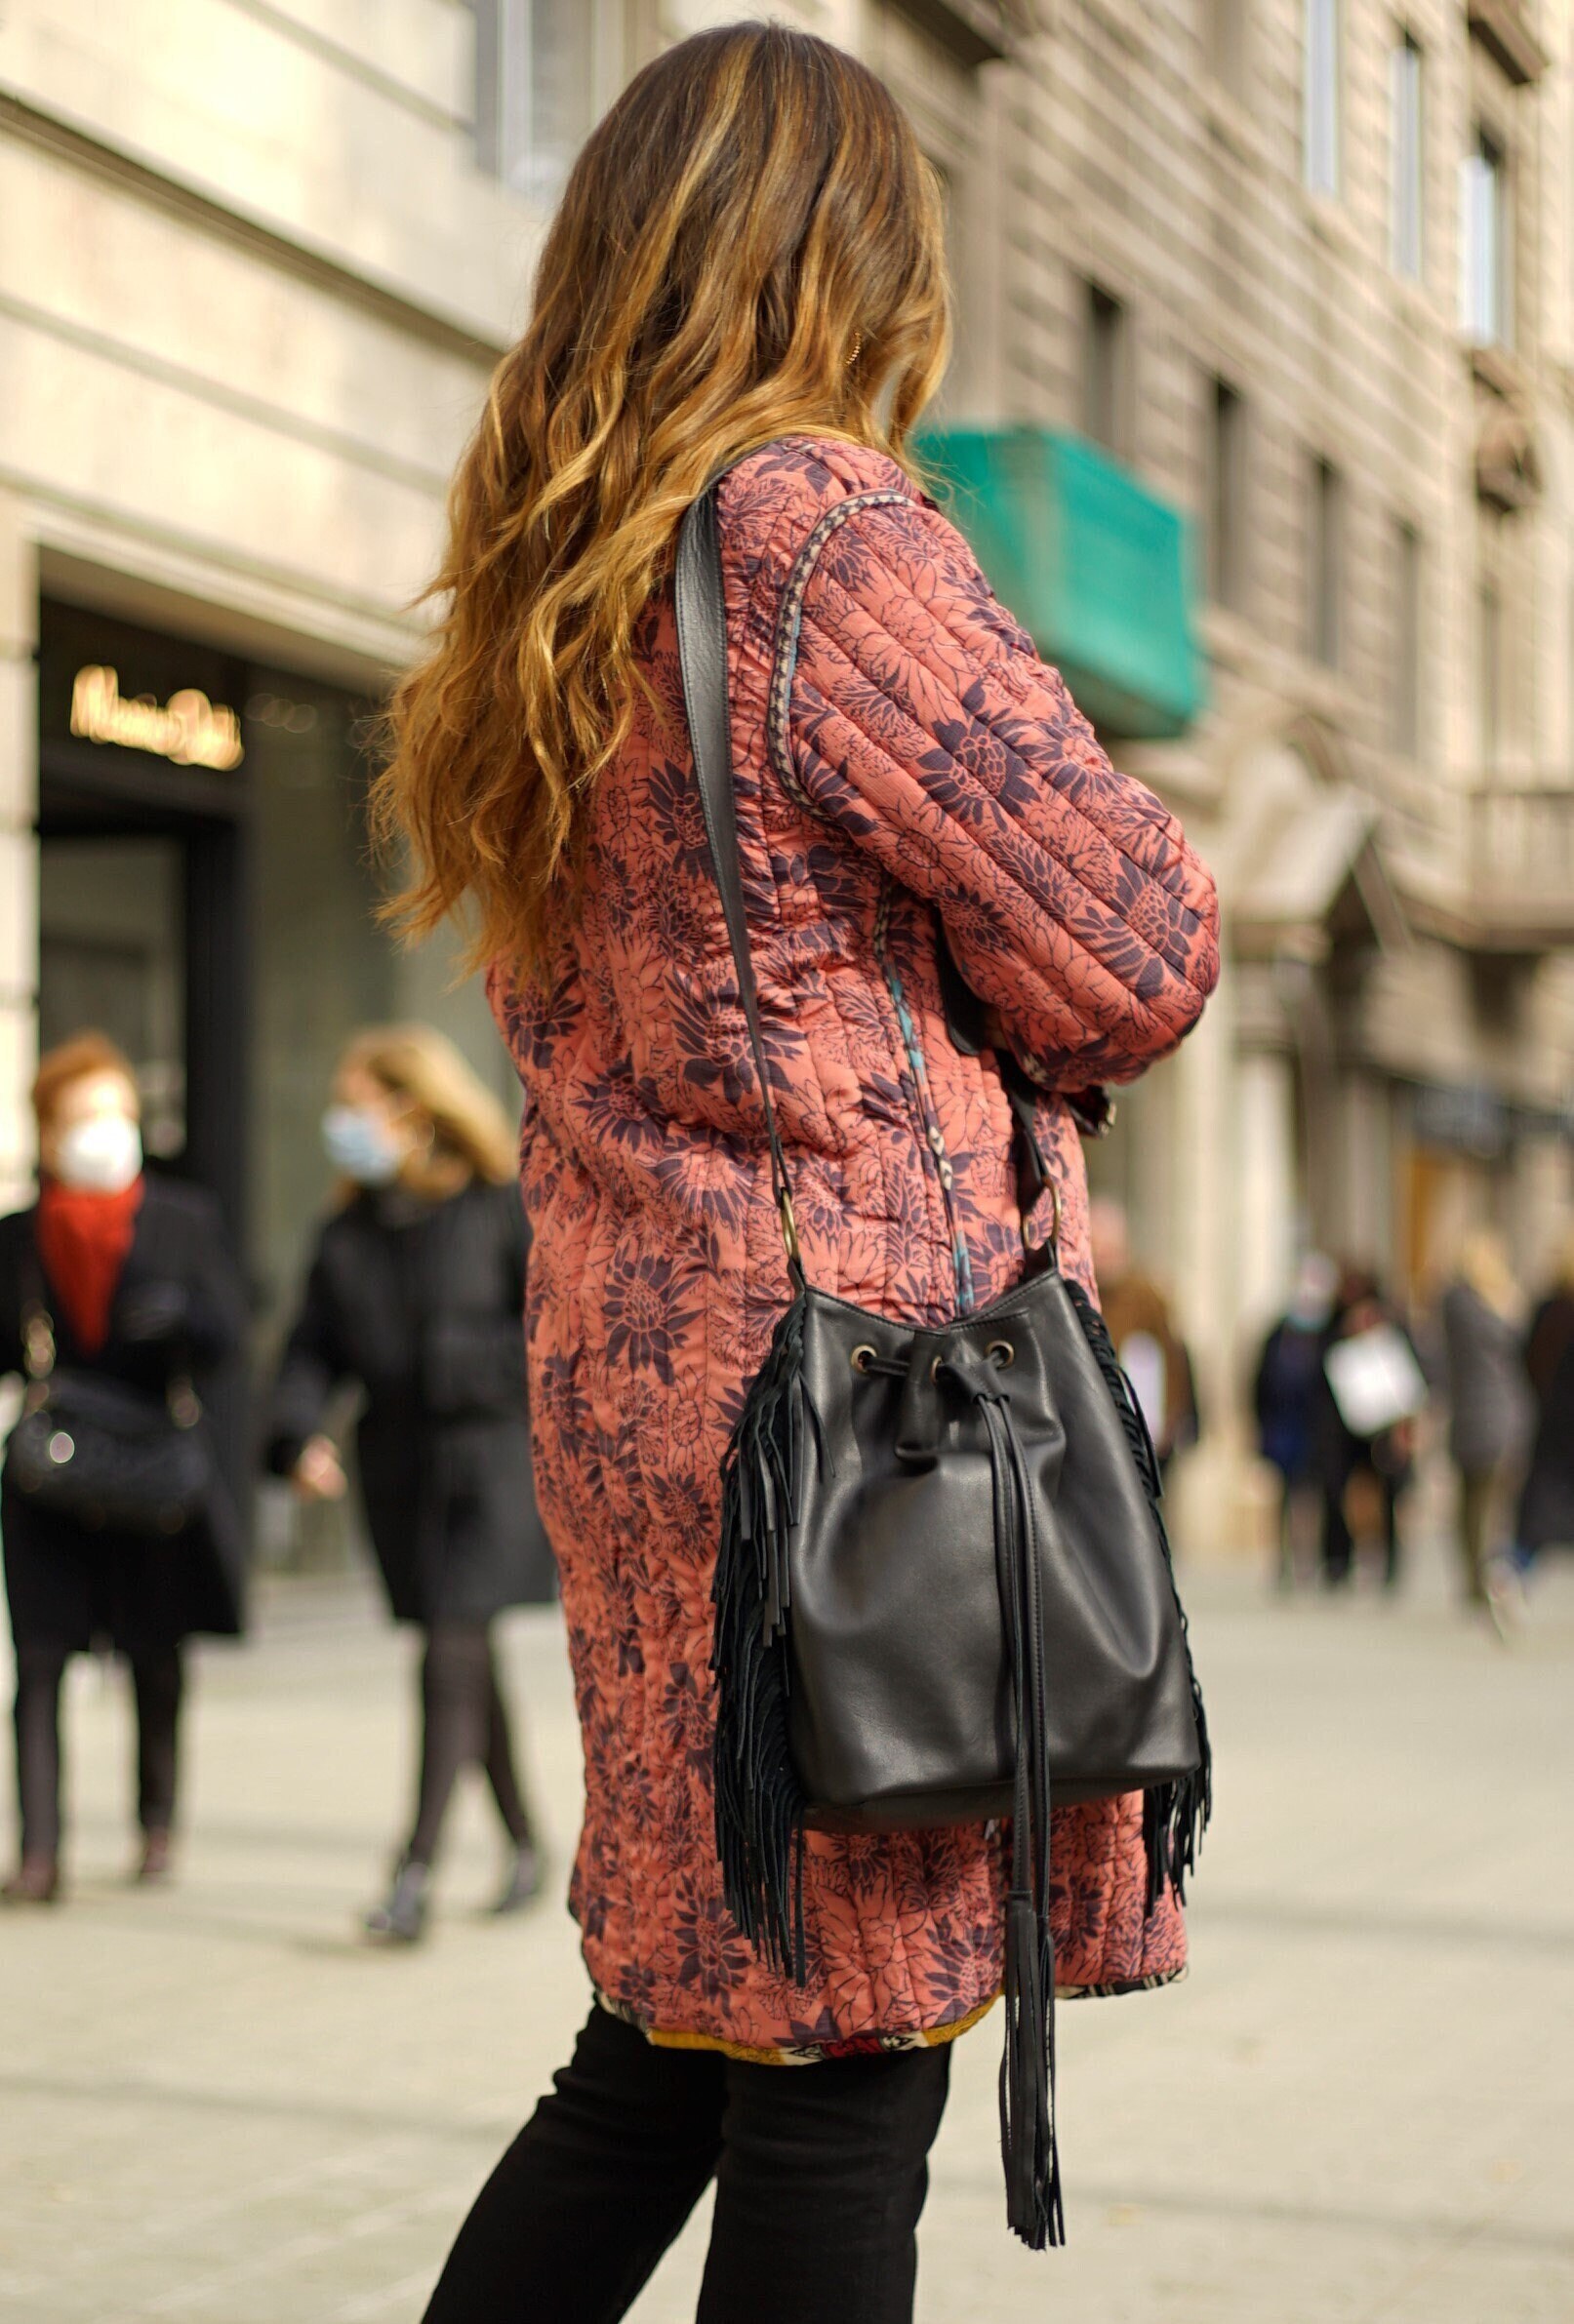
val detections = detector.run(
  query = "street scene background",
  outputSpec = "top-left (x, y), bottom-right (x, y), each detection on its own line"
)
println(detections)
top-left (3, 1538), bottom-right (1572, 2322)
top-left (2, 0), bottom-right (1573, 2316)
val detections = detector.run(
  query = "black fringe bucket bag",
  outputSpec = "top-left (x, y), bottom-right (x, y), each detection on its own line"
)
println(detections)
top-left (676, 475), bottom-right (1210, 2251)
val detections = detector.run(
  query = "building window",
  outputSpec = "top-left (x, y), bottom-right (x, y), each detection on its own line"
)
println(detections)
top-left (1392, 521), bottom-right (1422, 757)
top-left (1390, 34), bottom-right (1424, 279)
top-left (1478, 577), bottom-right (1501, 765)
top-left (1081, 282), bottom-right (1129, 458)
top-left (1204, 378), bottom-right (1248, 613)
top-left (1203, 0), bottom-right (1249, 98)
top-left (1460, 129), bottom-right (1511, 345)
top-left (1309, 457), bottom-right (1342, 668)
top-left (1304, 0), bottom-right (1340, 196)
top-left (474, 0), bottom-right (594, 203)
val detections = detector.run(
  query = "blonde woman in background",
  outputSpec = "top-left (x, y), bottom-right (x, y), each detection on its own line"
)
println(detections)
top-left (266, 1025), bottom-right (551, 1942)
top-left (1439, 1228), bottom-right (1533, 1610)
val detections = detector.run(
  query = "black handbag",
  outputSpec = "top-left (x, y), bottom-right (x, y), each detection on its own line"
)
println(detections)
top-left (4, 1268), bottom-right (210, 1540)
top-left (674, 477), bottom-right (1211, 2249)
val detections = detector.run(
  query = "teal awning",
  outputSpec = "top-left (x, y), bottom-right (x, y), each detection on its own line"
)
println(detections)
top-left (916, 425), bottom-right (1204, 741)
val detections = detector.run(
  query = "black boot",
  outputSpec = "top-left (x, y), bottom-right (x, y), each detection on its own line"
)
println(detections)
top-left (489, 1842), bottom-right (542, 1916)
top-left (363, 1859), bottom-right (430, 1943)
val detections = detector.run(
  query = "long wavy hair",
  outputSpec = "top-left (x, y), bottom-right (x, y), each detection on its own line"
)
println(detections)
top-left (374, 22), bottom-right (949, 976)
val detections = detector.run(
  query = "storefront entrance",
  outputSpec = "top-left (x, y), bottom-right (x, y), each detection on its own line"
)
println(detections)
top-left (36, 598), bottom-right (393, 1336)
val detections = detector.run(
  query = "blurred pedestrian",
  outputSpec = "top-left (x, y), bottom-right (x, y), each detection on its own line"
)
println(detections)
top-left (1314, 1266), bottom-right (1425, 1590)
top-left (1515, 1231), bottom-right (1574, 1567)
top-left (1439, 1230), bottom-right (1533, 1608)
top-left (375, 26), bottom-right (1219, 2310)
top-left (1253, 1252), bottom-right (1338, 1590)
top-left (265, 1025), bottom-right (549, 1943)
top-left (0, 1032), bottom-right (246, 1902)
top-left (1088, 1196), bottom-right (1199, 1480)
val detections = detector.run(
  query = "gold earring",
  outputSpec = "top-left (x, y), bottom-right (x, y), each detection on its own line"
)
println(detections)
top-left (847, 333), bottom-right (864, 370)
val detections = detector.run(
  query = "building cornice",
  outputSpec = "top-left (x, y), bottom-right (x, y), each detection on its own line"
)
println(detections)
top-left (0, 92), bottom-right (509, 368)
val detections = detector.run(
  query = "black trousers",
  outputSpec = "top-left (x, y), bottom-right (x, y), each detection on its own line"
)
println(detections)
top-left (406, 1622), bottom-right (533, 1866)
top-left (422, 2003), bottom-right (952, 2324)
top-left (13, 1642), bottom-right (183, 1861)
top-left (1322, 1467), bottom-right (1402, 1587)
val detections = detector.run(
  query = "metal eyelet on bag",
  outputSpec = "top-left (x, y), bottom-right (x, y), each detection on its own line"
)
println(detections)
top-left (988, 1341), bottom-right (1016, 1370)
top-left (850, 1345), bottom-right (878, 1374)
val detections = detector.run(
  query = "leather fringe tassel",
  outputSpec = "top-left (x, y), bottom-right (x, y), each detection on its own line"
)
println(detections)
top-left (974, 1382), bottom-right (1064, 2250)
top-left (1063, 1277), bottom-right (1213, 1914)
top-left (710, 1289), bottom-right (811, 1983)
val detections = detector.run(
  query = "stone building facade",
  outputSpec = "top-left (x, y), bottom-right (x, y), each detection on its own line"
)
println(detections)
top-left (2, 0), bottom-right (1570, 1547)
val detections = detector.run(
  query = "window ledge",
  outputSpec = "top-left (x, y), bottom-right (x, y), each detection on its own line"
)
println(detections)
top-left (1200, 79), bottom-right (1271, 171)
top-left (1300, 189), bottom-right (1362, 262)
top-left (1468, 340), bottom-right (1524, 401)
top-left (887, 0), bottom-right (1017, 66)
top-left (1197, 602), bottom-right (1261, 676)
top-left (1467, 0), bottom-right (1549, 87)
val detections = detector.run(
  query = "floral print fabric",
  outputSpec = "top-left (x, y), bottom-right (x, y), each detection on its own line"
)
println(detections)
top-left (490, 437), bottom-right (1220, 2054)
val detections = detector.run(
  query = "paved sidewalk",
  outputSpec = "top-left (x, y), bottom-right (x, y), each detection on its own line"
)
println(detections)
top-left (0, 1546), bottom-right (1571, 2322)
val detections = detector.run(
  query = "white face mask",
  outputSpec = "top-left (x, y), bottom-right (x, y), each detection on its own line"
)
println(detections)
top-left (54, 1113), bottom-right (143, 1195)
top-left (321, 1103), bottom-right (404, 1188)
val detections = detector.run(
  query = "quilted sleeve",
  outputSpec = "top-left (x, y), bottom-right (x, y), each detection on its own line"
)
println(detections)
top-left (782, 492), bottom-right (1220, 1088)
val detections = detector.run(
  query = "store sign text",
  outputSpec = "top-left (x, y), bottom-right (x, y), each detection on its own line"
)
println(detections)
top-left (70, 665), bottom-right (245, 771)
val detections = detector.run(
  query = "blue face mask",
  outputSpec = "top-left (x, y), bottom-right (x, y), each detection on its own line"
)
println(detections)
top-left (321, 1103), bottom-right (403, 1187)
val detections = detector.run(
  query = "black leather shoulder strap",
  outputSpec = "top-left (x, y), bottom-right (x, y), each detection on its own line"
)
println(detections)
top-left (674, 485), bottom-right (795, 1240)
top-left (674, 474), bottom-right (1053, 1272)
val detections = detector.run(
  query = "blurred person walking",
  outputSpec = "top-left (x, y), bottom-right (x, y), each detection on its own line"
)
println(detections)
top-left (265, 1025), bottom-right (550, 1943)
top-left (376, 26), bottom-right (1219, 2318)
top-left (1252, 1253), bottom-right (1338, 1590)
top-left (1515, 1231), bottom-right (1574, 1568)
top-left (0, 1033), bottom-right (246, 1902)
top-left (1088, 1196), bottom-right (1199, 1481)
top-left (1439, 1230), bottom-right (1533, 1609)
top-left (1314, 1267), bottom-right (1424, 1591)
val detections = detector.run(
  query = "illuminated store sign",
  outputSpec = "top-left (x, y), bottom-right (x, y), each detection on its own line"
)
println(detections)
top-left (70, 664), bottom-right (245, 771)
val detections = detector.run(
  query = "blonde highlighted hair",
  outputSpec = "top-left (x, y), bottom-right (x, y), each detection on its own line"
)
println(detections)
top-left (342, 1024), bottom-right (517, 1189)
top-left (373, 23), bottom-right (949, 978)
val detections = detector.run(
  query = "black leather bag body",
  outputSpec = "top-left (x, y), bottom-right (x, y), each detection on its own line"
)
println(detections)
top-left (4, 1284), bottom-right (209, 1540)
top-left (674, 474), bottom-right (1210, 2250)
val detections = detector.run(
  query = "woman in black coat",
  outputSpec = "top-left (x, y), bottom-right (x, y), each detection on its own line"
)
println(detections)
top-left (266, 1023), bottom-right (551, 1943)
top-left (1312, 1268), bottom-right (1421, 1591)
top-left (1516, 1237), bottom-right (1574, 1564)
top-left (1, 1033), bottom-right (246, 1901)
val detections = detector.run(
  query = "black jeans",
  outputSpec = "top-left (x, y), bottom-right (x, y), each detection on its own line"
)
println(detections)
top-left (14, 1642), bottom-right (183, 1861)
top-left (422, 2003), bottom-right (952, 2324)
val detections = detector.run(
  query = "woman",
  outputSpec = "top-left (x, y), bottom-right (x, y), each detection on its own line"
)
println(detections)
top-left (0, 1032), bottom-right (246, 1901)
top-left (1254, 1253), bottom-right (1339, 1592)
top-left (1515, 1231), bottom-right (1574, 1568)
top-left (1440, 1230), bottom-right (1533, 1605)
top-left (1313, 1266), bottom-right (1420, 1591)
top-left (266, 1024), bottom-right (549, 1943)
top-left (378, 27), bottom-right (1219, 2315)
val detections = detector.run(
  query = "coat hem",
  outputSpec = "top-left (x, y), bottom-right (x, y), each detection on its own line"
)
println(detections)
top-left (591, 1961), bottom-right (1187, 2066)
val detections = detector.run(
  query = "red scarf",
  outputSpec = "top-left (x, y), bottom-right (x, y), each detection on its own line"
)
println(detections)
top-left (35, 1177), bottom-right (144, 1355)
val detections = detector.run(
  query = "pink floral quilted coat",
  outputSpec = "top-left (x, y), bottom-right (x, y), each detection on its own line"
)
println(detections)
top-left (491, 436), bottom-right (1221, 2059)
